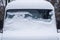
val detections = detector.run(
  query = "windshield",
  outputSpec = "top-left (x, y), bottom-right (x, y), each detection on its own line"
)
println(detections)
top-left (5, 9), bottom-right (52, 22)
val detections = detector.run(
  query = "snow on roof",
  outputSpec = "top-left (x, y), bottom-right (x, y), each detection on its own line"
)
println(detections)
top-left (16, 0), bottom-right (46, 1)
top-left (6, 0), bottom-right (54, 10)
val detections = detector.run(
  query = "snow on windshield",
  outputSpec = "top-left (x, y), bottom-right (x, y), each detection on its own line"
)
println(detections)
top-left (4, 10), bottom-right (52, 31)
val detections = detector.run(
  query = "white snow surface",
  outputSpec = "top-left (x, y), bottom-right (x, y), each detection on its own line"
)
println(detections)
top-left (3, 12), bottom-right (56, 31)
top-left (58, 33), bottom-right (60, 40)
top-left (6, 0), bottom-right (54, 10)
top-left (3, 12), bottom-right (58, 40)
top-left (0, 33), bottom-right (3, 40)
top-left (3, 30), bottom-right (58, 40)
top-left (16, 0), bottom-right (46, 1)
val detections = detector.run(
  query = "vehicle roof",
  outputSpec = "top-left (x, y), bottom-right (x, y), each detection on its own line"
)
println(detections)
top-left (6, 0), bottom-right (54, 10)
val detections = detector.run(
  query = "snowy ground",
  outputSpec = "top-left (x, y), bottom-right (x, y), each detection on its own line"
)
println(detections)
top-left (0, 33), bottom-right (2, 40)
top-left (58, 33), bottom-right (60, 40)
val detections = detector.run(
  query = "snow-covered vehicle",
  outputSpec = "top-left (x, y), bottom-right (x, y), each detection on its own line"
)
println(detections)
top-left (1, 0), bottom-right (59, 40)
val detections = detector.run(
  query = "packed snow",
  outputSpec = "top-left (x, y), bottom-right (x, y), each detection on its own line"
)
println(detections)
top-left (1, 0), bottom-right (58, 40)
top-left (0, 33), bottom-right (3, 40)
top-left (3, 11), bottom-right (57, 40)
top-left (6, 0), bottom-right (54, 10)
top-left (58, 33), bottom-right (60, 40)
top-left (4, 11), bottom-right (52, 31)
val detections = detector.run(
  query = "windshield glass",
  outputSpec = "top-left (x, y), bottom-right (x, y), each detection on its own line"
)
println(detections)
top-left (5, 9), bottom-right (52, 22)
